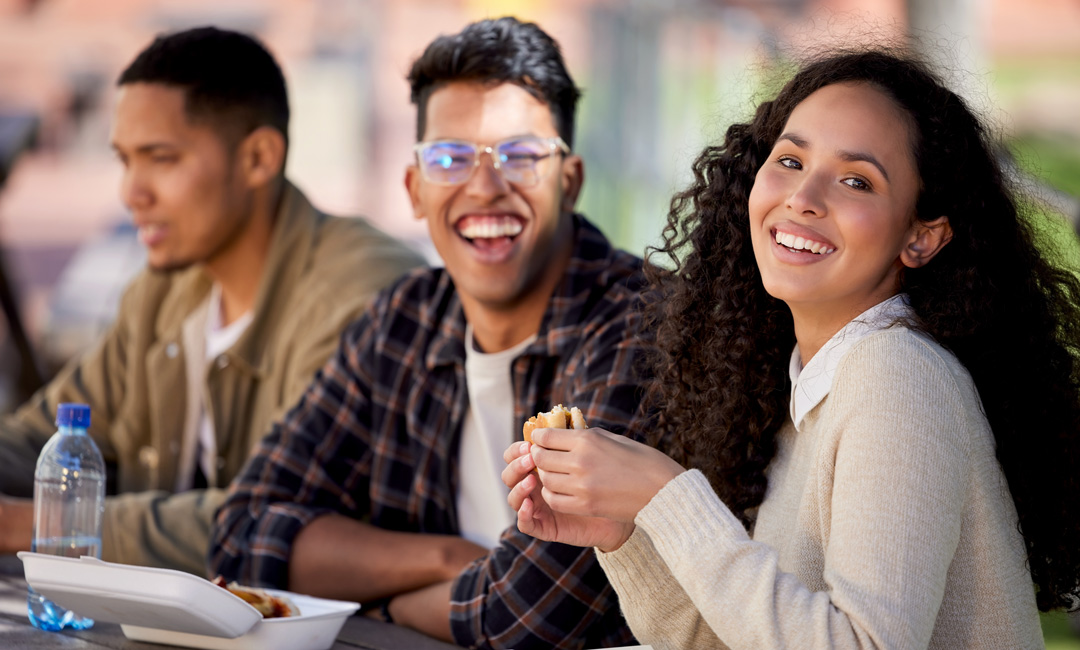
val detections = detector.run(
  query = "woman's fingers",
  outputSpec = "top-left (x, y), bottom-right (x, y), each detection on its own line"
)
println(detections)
top-left (503, 440), bottom-right (531, 464)
top-left (517, 496), bottom-right (540, 537)
top-left (535, 467), bottom-right (576, 496)
top-left (501, 447), bottom-right (536, 489)
top-left (530, 438), bottom-right (584, 474)
top-left (541, 485), bottom-right (590, 518)
top-left (507, 471), bottom-right (538, 511)
top-left (528, 426), bottom-right (580, 451)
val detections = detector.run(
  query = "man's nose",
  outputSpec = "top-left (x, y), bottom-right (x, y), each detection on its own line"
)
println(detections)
top-left (464, 149), bottom-right (511, 199)
top-left (120, 167), bottom-right (152, 211)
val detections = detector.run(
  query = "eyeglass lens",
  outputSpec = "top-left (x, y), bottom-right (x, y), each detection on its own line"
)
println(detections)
top-left (419, 137), bottom-right (558, 186)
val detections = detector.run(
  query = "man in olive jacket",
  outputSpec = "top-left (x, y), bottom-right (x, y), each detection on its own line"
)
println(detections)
top-left (0, 27), bottom-right (423, 575)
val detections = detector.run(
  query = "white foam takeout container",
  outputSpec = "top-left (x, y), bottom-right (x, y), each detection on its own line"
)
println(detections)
top-left (18, 552), bottom-right (359, 650)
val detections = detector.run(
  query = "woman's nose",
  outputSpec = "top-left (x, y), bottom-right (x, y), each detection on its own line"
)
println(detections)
top-left (785, 172), bottom-right (827, 217)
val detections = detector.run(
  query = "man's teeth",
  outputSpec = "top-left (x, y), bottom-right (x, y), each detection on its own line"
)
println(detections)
top-left (459, 219), bottom-right (523, 239)
top-left (775, 231), bottom-right (834, 254)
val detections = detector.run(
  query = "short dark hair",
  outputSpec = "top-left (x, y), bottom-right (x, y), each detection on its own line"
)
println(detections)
top-left (118, 26), bottom-right (289, 151)
top-left (407, 16), bottom-right (581, 147)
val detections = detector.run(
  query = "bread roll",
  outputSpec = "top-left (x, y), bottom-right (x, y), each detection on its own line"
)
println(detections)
top-left (522, 404), bottom-right (587, 443)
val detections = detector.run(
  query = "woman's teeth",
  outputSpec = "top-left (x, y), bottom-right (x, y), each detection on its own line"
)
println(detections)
top-left (774, 230), bottom-right (835, 254)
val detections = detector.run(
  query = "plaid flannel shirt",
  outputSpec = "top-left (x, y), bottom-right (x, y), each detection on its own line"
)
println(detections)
top-left (209, 215), bottom-right (646, 649)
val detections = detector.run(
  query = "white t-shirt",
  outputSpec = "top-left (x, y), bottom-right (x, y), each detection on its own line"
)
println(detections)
top-left (175, 284), bottom-right (252, 491)
top-left (456, 324), bottom-right (536, 549)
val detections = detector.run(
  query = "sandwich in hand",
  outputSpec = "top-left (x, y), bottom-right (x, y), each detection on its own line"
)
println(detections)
top-left (522, 404), bottom-right (587, 443)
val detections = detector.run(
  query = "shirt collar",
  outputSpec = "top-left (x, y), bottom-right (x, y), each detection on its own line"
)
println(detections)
top-left (425, 214), bottom-right (644, 369)
top-left (788, 293), bottom-right (916, 430)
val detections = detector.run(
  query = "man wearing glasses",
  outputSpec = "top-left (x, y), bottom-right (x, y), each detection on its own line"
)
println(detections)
top-left (211, 17), bottom-right (644, 649)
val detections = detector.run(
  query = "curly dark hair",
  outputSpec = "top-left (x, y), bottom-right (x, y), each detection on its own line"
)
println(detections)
top-left (406, 16), bottom-right (581, 146)
top-left (643, 48), bottom-right (1080, 611)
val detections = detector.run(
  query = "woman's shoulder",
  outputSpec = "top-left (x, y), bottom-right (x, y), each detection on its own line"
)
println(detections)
top-left (837, 326), bottom-right (971, 391)
top-left (828, 327), bottom-right (987, 446)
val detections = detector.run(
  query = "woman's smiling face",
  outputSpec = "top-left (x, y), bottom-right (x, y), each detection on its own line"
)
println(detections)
top-left (748, 82), bottom-right (923, 326)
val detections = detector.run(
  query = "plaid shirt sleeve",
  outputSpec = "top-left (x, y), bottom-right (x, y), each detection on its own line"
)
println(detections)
top-left (449, 306), bottom-right (646, 650)
top-left (208, 313), bottom-right (378, 588)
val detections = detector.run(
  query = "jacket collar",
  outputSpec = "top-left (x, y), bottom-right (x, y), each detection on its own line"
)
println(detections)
top-left (424, 214), bottom-right (627, 370)
top-left (157, 181), bottom-right (321, 376)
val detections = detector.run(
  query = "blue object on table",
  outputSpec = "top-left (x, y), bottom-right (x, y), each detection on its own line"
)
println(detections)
top-left (27, 403), bottom-right (105, 631)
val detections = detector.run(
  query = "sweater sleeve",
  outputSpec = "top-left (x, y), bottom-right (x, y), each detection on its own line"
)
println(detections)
top-left (619, 334), bottom-right (973, 649)
top-left (596, 525), bottom-right (728, 650)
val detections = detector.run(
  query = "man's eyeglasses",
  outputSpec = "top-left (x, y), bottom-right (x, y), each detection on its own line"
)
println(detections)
top-left (413, 136), bottom-right (570, 187)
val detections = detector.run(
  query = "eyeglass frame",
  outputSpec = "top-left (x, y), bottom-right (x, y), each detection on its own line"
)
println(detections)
top-left (411, 135), bottom-right (571, 187)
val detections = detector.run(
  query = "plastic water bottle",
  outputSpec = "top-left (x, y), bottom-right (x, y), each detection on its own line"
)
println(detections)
top-left (27, 403), bottom-right (105, 631)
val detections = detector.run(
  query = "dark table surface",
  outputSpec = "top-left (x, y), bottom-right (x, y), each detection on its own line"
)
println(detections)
top-left (0, 555), bottom-right (462, 649)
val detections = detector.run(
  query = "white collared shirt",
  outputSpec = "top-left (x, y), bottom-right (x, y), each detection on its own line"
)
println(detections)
top-left (788, 294), bottom-right (916, 431)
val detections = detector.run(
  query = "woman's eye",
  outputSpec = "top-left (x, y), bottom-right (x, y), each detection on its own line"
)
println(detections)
top-left (843, 177), bottom-right (871, 191)
top-left (778, 156), bottom-right (801, 170)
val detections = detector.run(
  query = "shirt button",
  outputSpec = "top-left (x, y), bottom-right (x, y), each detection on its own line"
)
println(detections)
top-left (165, 343), bottom-right (179, 358)
top-left (216, 456), bottom-right (227, 470)
top-left (215, 355), bottom-right (229, 369)
top-left (139, 446), bottom-right (159, 469)
top-left (169, 441), bottom-right (180, 454)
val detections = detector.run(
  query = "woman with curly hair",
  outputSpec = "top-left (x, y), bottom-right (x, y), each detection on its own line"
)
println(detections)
top-left (502, 49), bottom-right (1080, 648)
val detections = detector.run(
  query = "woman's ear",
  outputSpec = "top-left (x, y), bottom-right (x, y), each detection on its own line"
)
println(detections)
top-left (900, 216), bottom-right (953, 269)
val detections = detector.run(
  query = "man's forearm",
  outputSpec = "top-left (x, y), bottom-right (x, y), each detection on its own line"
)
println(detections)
top-left (388, 580), bottom-right (453, 642)
top-left (288, 514), bottom-right (485, 602)
top-left (0, 496), bottom-right (33, 554)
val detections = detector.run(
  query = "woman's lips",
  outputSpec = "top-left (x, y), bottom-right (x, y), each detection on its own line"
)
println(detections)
top-left (773, 228), bottom-right (835, 255)
top-left (768, 226), bottom-right (836, 265)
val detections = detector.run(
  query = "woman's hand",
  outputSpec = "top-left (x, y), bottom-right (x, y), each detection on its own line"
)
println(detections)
top-left (502, 441), bottom-right (633, 552)
top-left (529, 427), bottom-right (685, 524)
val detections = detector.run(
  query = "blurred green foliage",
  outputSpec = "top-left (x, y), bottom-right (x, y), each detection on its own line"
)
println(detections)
top-left (1012, 135), bottom-right (1080, 198)
top-left (1043, 612), bottom-right (1080, 649)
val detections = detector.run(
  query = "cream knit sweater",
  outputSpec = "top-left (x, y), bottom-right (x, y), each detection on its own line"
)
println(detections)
top-left (597, 328), bottom-right (1043, 649)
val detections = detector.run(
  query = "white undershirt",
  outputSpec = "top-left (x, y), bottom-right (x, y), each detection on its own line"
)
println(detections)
top-left (192, 284), bottom-right (252, 487)
top-left (788, 293), bottom-right (915, 431)
top-left (456, 324), bottom-right (536, 549)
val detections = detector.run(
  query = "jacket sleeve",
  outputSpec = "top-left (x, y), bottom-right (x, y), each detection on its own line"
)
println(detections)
top-left (449, 310), bottom-right (645, 650)
top-left (277, 228), bottom-right (425, 419)
top-left (102, 488), bottom-right (225, 576)
top-left (0, 275), bottom-right (140, 497)
top-left (208, 314), bottom-right (377, 587)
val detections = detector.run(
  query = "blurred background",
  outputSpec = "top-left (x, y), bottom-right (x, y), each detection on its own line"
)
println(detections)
top-left (0, 0), bottom-right (1078, 642)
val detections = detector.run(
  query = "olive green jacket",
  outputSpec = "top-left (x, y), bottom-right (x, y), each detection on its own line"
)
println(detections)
top-left (0, 182), bottom-right (424, 575)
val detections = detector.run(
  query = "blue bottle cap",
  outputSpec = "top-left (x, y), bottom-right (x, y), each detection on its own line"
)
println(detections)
top-left (56, 403), bottom-right (91, 428)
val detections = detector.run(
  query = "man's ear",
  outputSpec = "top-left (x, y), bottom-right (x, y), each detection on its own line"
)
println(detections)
top-left (559, 154), bottom-right (584, 214)
top-left (238, 126), bottom-right (286, 189)
top-left (900, 215), bottom-right (953, 269)
top-left (404, 165), bottom-right (424, 220)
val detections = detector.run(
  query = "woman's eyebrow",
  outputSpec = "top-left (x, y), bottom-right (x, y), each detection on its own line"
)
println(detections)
top-left (777, 132), bottom-right (808, 149)
top-left (837, 149), bottom-right (890, 183)
top-left (778, 132), bottom-right (890, 182)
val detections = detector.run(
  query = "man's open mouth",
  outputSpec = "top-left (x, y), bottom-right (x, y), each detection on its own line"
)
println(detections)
top-left (456, 215), bottom-right (525, 250)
